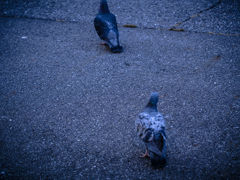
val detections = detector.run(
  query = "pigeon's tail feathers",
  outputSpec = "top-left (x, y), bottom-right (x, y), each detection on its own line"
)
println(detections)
top-left (111, 45), bottom-right (123, 53)
top-left (147, 129), bottom-right (167, 168)
top-left (104, 30), bottom-right (123, 53)
top-left (104, 38), bottom-right (123, 53)
top-left (105, 37), bottom-right (123, 53)
top-left (150, 151), bottom-right (167, 168)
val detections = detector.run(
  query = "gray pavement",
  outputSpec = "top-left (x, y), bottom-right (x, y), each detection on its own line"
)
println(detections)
top-left (0, 0), bottom-right (240, 179)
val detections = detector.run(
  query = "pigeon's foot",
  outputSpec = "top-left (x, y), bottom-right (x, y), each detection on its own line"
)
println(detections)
top-left (101, 42), bottom-right (107, 45)
top-left (140, 150), bottom-right (150, 158)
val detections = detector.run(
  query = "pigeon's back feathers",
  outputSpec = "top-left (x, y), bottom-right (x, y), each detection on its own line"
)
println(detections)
top-left (136, 112), bottom-right (166, 142)
top-left (94, 14), bottom-right (118, 39)
top-left (94, 0), bottom-right (123, 53)
top-left (136, 93), bottom-right (167, 168)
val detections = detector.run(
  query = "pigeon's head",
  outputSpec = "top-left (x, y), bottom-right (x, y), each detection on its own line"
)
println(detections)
top-left (99, 0), bottom-right (110, 13)
top-left (149, 92), bottom-right (159, 105)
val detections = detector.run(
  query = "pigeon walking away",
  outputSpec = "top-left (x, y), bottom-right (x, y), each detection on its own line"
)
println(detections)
top-left (135, 92), bottom-right (167, 168)
top-left (94, 0), bottom-right (123, 53)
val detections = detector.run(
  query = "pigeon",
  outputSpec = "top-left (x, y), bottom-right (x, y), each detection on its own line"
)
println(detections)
top-left (94, 0), bottom-right (123, 53)
top-left (135, 92), bottom-right (167, 168)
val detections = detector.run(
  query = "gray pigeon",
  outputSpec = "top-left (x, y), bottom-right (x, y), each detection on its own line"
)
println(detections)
top-left (94, 0), bottom-right (123, 53)
top-left (135, 92), bottom-right (167, 168)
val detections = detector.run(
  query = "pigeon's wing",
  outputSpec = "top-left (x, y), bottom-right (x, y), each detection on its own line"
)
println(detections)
top-left (103, 13), bottom-right (119, 36)
top-left (94, 13), bottom-right (122, 51)
top-left (150, 112), bottom-right (166, 140)
top-left (136, 113), bottom-right (156, 144)
top-left (136, 112), bottom-right (165, 138)
top-left (135, 113), bottom-right (150, 139)
top-left (94, 14), bottom-right (110, 40)
top-left (94, 13), bottom-right (118, 39)
top-left (150, 113), bottom-right (167, 168)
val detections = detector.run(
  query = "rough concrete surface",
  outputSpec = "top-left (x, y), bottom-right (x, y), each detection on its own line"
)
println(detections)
top-left (0, 0), bottom-right (240, 179)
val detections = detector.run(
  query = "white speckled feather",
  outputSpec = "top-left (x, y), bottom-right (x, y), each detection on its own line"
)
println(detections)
top-left (135, 112), bottom-right (166, 140)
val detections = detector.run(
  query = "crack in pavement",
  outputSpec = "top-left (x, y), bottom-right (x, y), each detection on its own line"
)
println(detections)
top-left (1, 1), bottom-right (239, 37)
top-left (169, 0), bottom-right (222, 30)
top-left (121, 24), bottom-right (239, 36)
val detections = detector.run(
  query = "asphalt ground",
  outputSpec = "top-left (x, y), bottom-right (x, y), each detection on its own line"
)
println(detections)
top-left (0, 0), bottom-right (240, 179)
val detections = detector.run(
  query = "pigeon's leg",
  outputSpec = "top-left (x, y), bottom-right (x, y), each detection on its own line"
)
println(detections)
top-left (140, 149), bottom-right (150, 158)
top-left (101, 42), bottom-right (107, 45)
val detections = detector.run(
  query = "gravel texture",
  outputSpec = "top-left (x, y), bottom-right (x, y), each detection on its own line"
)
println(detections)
top-left (0, 0), bottom-right (240, 179)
